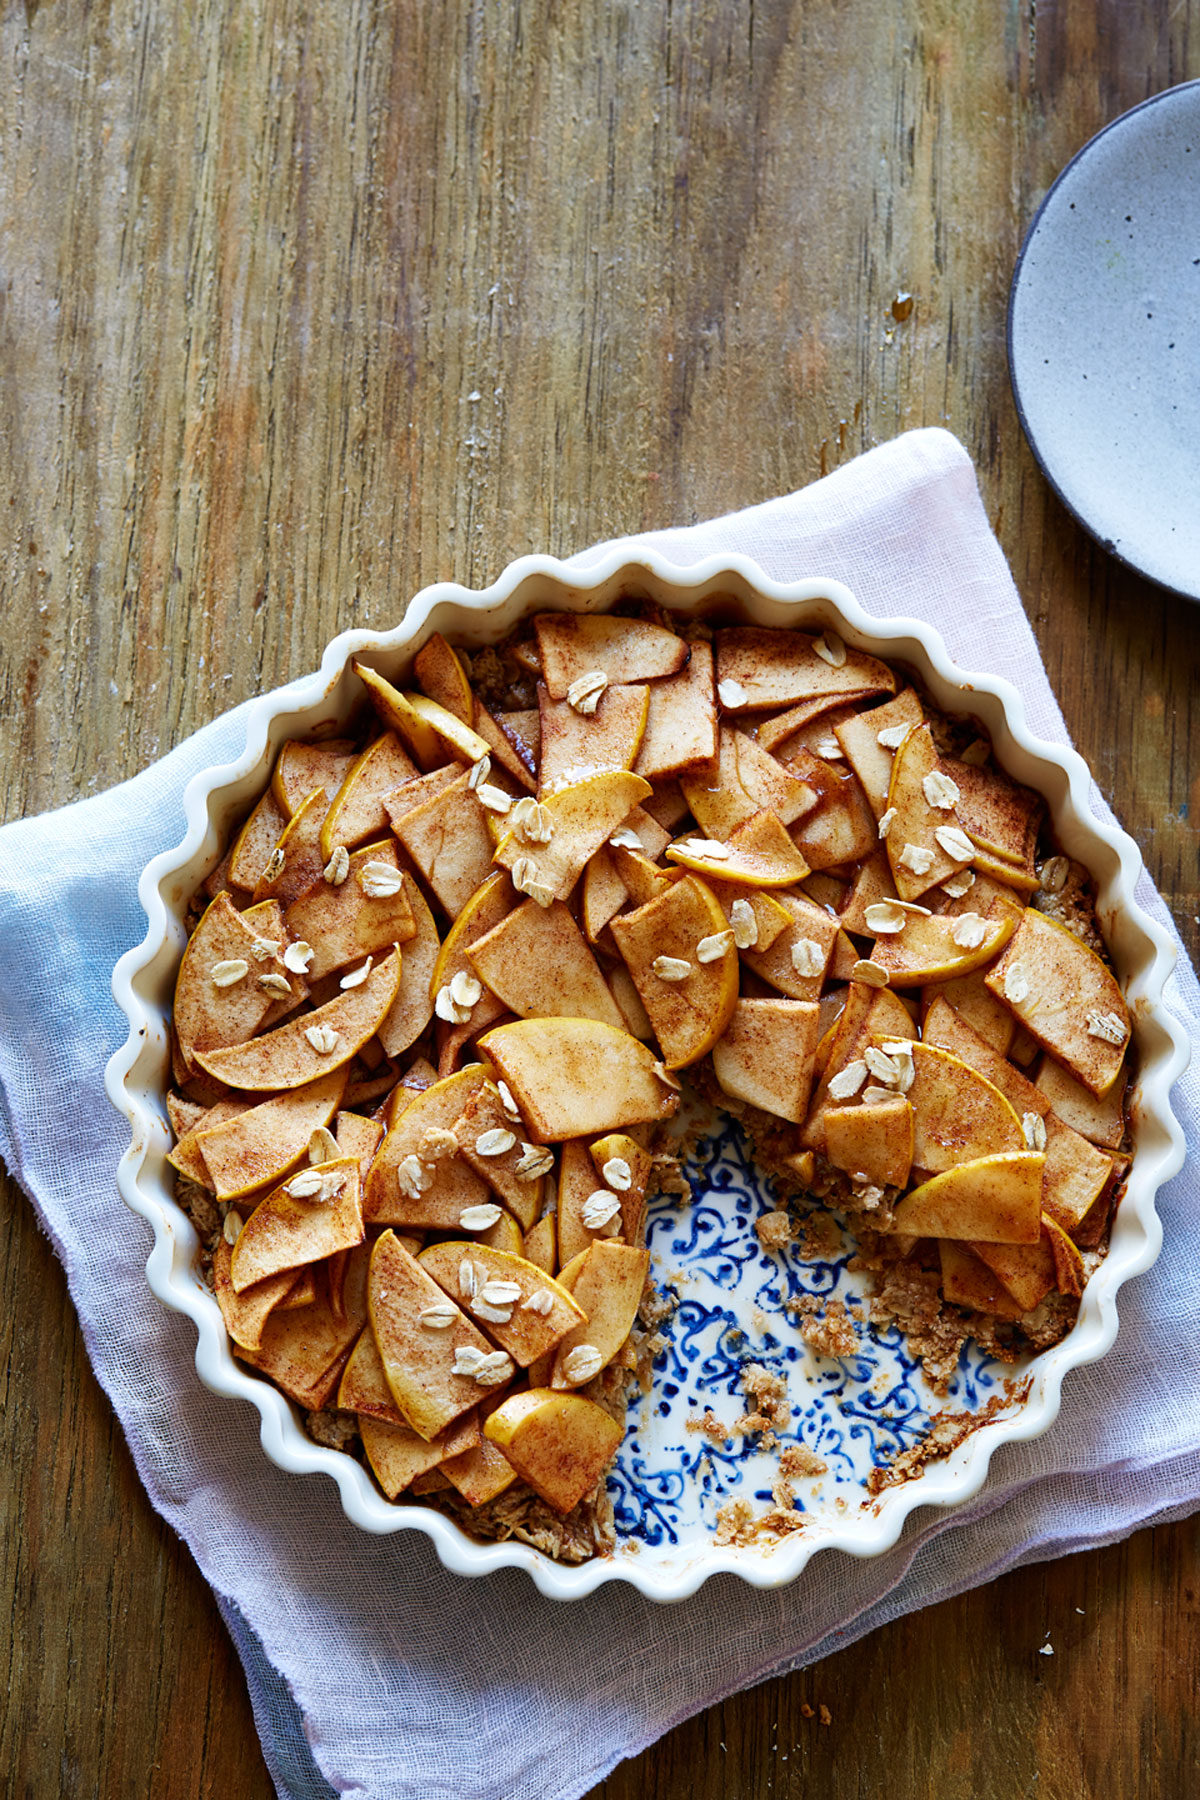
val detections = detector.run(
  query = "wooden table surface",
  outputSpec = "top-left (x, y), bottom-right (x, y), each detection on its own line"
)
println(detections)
top-left (2, 2), bottom-right (1197, 1795)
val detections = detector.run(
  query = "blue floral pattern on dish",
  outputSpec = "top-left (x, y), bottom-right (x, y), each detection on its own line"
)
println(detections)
top-left (609, 1108), bottom-right (1021, 1555)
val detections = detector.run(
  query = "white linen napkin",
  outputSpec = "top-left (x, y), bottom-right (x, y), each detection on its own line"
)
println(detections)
top-left (1, 427), bottom-right (1195, 1800)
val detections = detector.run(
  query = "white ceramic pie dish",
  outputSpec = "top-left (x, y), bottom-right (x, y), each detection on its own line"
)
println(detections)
top-left (106, 550), bottom-right (1189, 1602)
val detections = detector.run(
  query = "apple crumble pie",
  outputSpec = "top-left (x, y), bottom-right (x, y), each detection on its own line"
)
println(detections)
top-left (164, 604), bottom-right (1132, 1561)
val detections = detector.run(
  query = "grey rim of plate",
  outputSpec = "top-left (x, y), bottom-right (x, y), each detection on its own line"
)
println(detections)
top-left (1007, 80), bottom-right (1200, 603)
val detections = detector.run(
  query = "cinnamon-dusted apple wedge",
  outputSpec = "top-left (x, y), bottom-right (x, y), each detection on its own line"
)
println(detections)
top-left (887, 1151), bottom-right (1045, 1243)
top-left (418, 1242), bottom-right (586, 1367)
top-left (587, 1132), bottom-right (654, 1246)
top-left (883, 720), bottom-right (975, 901)
top-left (272, 739), bottom-right (358, 816)
top-left (714, 626), bottom-right (896, 710)
top-left (194, 947), bottom-right (401, 1090)
top-left (228, 787), bottom-right (290, 892)
top-left (534, 612), bottom-right (689, 697)
top-left (193, 1070), bottom-right (348, 1200)
top-left (450, 1078), bottom-right (547, 1231)
top-left (823, 1096), bottom-right (915, 1190)
top-left (679, 727), bottom-right (817, 839)
top-left (633, 638), bottom-right (718, 779)
top-left (610, 873), bottom-right (739, 1068)
top-left (360, 1411), bottom-right (482, 1502)
top-left (283, 841), bottom-right (416, 981)
top-left (173, 893), bottom-right (298, 1068)
top-left (666, 809), bottom-right (810, 887)
top-left (438, 1390), bottom-right (523, 1507)
top-left (711, 998), bottom-right (821, 1124)
top-left (537, 683), bottom-right (650, 795)
top-left (484, 1390), bottom-right (624, 1516)
top-left (832, 686), bottom-right (925, 818)
top-left (467, 898), bottom-right (627, 1030)
top-left (351, 660), bottom-right (444, 768)
top-left (984, 907), bottom-right (1130, 1095)
top-left (478, 1018), bottom-right (680, 1140)
top-left (212, 1239), bottom-right (306, 1354)
top-left (550, 1239), bottom-right (649, 1389)
top-left (376, 875), bottom-right (441, 1060)
top-left (369, 1230), bottom-right (512, 1441)
top-left (236, 1239), bottom-right (370, 1409)
top-left (392, 768), bottom-right (499, 916)
top-left (319, 732), bottom-right (419, 860)
top-left (492, 769), bottom-right (653, 903)
top-left (362, 1064), bottom-right (494, 1228)
top-left (865, 904), bottom-right (1017, 987)
top-left (414, 631), bottom-right (475, 723)
top-left (229, 1158), bottom-right (364, 1292)
top-left (901, 1042), bottom-right (1024, 1172)
top-left (252, 787), bottom-right (331, 908)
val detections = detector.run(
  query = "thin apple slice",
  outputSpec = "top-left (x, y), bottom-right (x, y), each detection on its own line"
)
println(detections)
top-left (369, 1230), bottom-right (510, 1440)
top-left (194, 1070), bottom-right (347, 1199)
top-left (582, 846), bottom-right (629, 942)
top-left (376, 874), bottom-right (440, 1059)
top-left (714, 627), bottom-right (896, 710)
top-left (607, 844), bottom-right (681, 908)
top-left (174, 893), bottom-right (296, 1067)
top-left (537, 683), bottom-right (650, 796)
top-left (836, 848), bottom-right (899, 935)
top-left (937, 1240), bottom-right (1026, 1318)
top-left (392, 769), bottom-right (498, 917)
top-left (320, 732), bottom-right (420, 859)
top-left (945, 756), bottom-right (1043, 867)
top-left (363, 1064), bottom-right (493, 1227)
top-left (739, 891), bottom-right (840, 1000)
top-left (823, 1097), bottom-right (914, 1188)
top-left (414, 632), bottom-right (474, 722)
top-left (756, 690), bottom-right (878, 755)
top-left (335, 1108), bottom-right (385, 1176)
top-left (883, 722), bottom-right (974, 901)
top-left (701, 879), bottom-right (792, 954)
top-left (236, 1239), bottom-right (369, 1409)
top-left (534, 613), bottom-right (688, 698)
top-left (969, 1234), bottom-right (1057, 1311)
top-left (680, 729), bottom-right (816, 839)
top-left (556, 1137), bottom-right (609, 1266)
top-left (921, 995), bottom-right (1049, 1121)
top-left (492, 769), bottom-right (652, 903)
top-left (1042, 1213), bottom-right (1086, 1295)
top-left (228, 788), bottom-right (290, 891)
top-left (785, 750), bottom-right (879, 871)
top-left (762, 699), bottom-right (871, 766)
top-left (418, 1242), bottom-right (586, 1367)
top-left (283, 841), bottom-right (415, 981)
top-left (212, 1239), bottom-right (302, 1352)
top-left (252, 787), bottom-right (331, 907)
top-left (667, 809), bottom-right (811, 887)
top-left (711, 998), bottom-right (820, 1123)
top-left (588, 1132), bottom-right (654, 1246)
top-left (230, 1158), bottom-right (363, 1291)
top-left (360, 1412), bottom-right (481, 1499)
top-left (337, 1322), bottom-right (409, 1422)
top-left (609, 873), bottom-right (738, 1068)
top-left (922, 967), bottom-right (1016, 1055)
top-left (450, 1078), bottom-right (546, 1231)
top-left (524, 1214), bottom-right (557, 1275)
top-left (984, 907), bottom-right (1130, 1096)
top-left (468, 898), bottom-right (627, 1030)
top-left (484, 1389), bottom-right (623, 1515)
top-left (831, 688), bottom-right (926, 818)
top-left (382, 762), bottom-right (464, 830)
top-left (272, 739), bottom-right (357, 816)
top-left (472, 701), bottom-right (538, 792)
top-left (549, 1239), bottom-right (649, 1389)
top-left (634, 638), bottom-right (718, 778)
top-left (439, 1394), bottom-right (522, 1506)
top-left (888, 1152), bottom-right (1045, 1243)
top-left (1034, 1054), bottom-right (1127, 1149)
top-left (493, 708), bottom-right (541, 782)
top-left (903, 1042), bottom-right (1023, 1172)
top-left (1040, 1113), bottom-right (1116, 1230)
top-left (195, 949), bottom-right (401, 1091)
top-left (866, 906), bottom-right (1017, 987)
top-left (352, 660), bottom-right (444, 767)
top-left (478, 1017), bottom-right (679, 1140)
top-left (396, 690), bottom-right (492, 766)
top-left (799, 984), bottom-right (915, 1151)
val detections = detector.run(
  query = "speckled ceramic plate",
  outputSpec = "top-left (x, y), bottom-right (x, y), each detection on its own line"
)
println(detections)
top-left (1008, 80), bottom-right (1200, 601)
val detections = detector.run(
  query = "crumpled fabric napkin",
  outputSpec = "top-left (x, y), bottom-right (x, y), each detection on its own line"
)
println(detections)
top-left (1, 427), bottom-right (1196, 1800)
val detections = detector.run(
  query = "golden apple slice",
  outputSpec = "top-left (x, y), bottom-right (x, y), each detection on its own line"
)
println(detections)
top-left (524, 1214), bottom-right (557, 1274)
top-left (799, 984), bottom-right (915, 1151)
top-left (866, 906), bottom-right (1017, 987)
top-left (970, 1234), bottom-right (1057, 1311)
top-left (376, 874), bottom-right (440, 1059)
top-left (946, 756), bottom-right (1043, 867)
top-left (680, 728), bottom-right (816, 839)
top-left (337, 1321), bottom-right (408, 1422)
top-left (1040, 1114), bottom-right (1116, 1230)
top-left (582, 846), bottom-right (629, 942)
top-left (537, 682), bottom-right (650, 796)
top-left (400, 690), bottom-right (493, 766)
top-left (363, 1064), bottom-right (493, 1227)
top-left (439, 1396), bottom-right (522, 1506)
top-left (194, 1070), bottom-right (348, 1199)
top-left (711, 998), bottom-right (820, 1123)
top-left (493, 708), bottom-right (541, 782)
top-left (937, 1241), bottom-right (1026, 1318)
top-left (666, 809), bottom-right (810, 887)
top-left (168, 1097), bottom-right (254, 1187)
top-left (392, 768), bottom-right (498, 917)
top-left (272, 739), bottom-right (357, 816)
top-left (836, 848), bottom-right (899, 935)
top-left (702, 879), bottom-right (792, 954)
top-left (921, 995), bottom-right (1049, 1122)
top-left (195, 948), bottom-right (400, 1090)
top-left (588, 1132), bottom-right (654, 1246)
top-left (1034, 1054), bottom-right (1127, 1149)
top-left (283, 841), bottom-right (415, 981)
top-left (889, 1152), bottom-right (1045, 1243)
top-left (369, 1230), bottom-right (509, 1440)
top-left (492, 769), bottom-right (653, 903)
top-left (984, 907), bottom-right (1130, 1096)
top-left (831, 687), bottom-right (926, 818)
top-left (607, 844), bottom-right (681, 908)
top-left (823, 1097), bottom-right (914, 1188)
top-left (634, 638), bottom-right (718, 778)
top-left (414, 632), bottom-right (474, 722)
top-left (320, 732), bottom-right (420, 859)
top-left (335, 1109), bottom-right (385, 1175)
top-left (1042, 1213), bottom-right (1086, 1295)
top-left (922, 967), bottom-right (1016, 1055)
top-left (609, 872), bottom-right (738, 1068)
top-left (468, 898), bottom-right (627, 1031)
top-left (478, 1018), bottom-right (679, 1140)
top-left (228, 787), bottom-right (290, 891)
top-left (785, 750), bottom-right (878, 871)
top-left (550, 1239), bottom-right (649, 1390)
top-left (418, 1242), bottom-right (586, 1367)
top-left (212, 1239), bottom-right (301, 1352)
top-left (883, 722), bottom-right (972, 901)
top-left (352, 660), bottom-right (444, 767)
top-left (174, 892), bottom-right (294, 1067)
top-left (902, 1042), bottom-right (1023, 1172)
top-left (556, 1137), bottom-right (609, 1266)
top-left (236, 1239), bottom-right (369, 1408)
top-left (534, 613), bottom-right (688, 698)
top-left (382, 762), bottom-right (464, 830)
top-left (714, 627), bottom-right (896, 710)
top-left (739, 891), bottom-right (839, 1000)
top-left (230, 1158), bottom-right (363, 1292)
top-left (757, 692), bottom-right (876, 759)
top-left (252, 786), bottom-right (331, 907)
top-left (484, 1388), bottom-right (623, 1515)
top-left (472, 700), bottom-right (538, 793)
top-left (360, 1413), bottom-right (476, 1500)
top-left (450, 1078), bottom-right (545, 1231)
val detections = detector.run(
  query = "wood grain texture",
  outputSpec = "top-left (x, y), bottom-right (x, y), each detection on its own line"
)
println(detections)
top-left (1, 1), bottom-right (1196, 1795)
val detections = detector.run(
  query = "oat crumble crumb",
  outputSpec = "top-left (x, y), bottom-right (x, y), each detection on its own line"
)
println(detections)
top-left (755, 1208), bottom-right (794, 1253)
